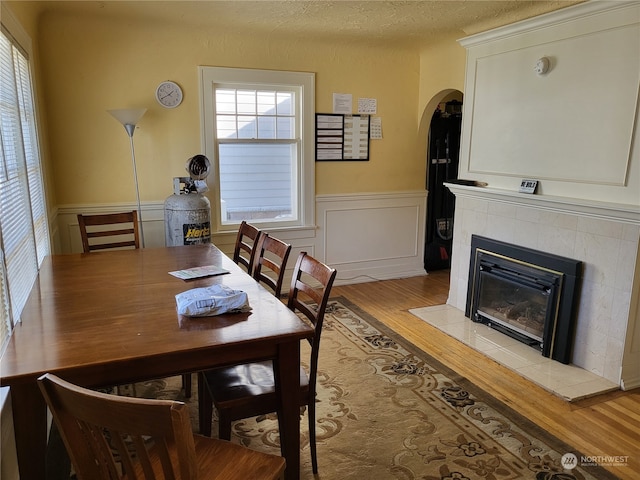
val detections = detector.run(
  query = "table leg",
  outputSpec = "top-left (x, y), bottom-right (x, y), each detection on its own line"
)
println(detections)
top-left (274, 340), bottom-right (301, 480)
top-left (10, 382), bottom-right (47, 480)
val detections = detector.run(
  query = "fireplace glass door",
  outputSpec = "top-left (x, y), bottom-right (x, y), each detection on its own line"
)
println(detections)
top-left (472, 250), bottom-right (563, 354)
top-left (476, 269), bottom-right (551, 344)
top-left (467, 236), bottom-right (582, 364)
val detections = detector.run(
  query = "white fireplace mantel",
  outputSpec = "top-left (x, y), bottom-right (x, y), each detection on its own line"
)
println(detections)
top-left (444, 183), bottom-right (640, 226)
top-left (445, 182), bottom-right (640, 389)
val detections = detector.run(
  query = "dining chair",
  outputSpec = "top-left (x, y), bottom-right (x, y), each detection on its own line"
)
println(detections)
top-left (252, 233), bottom-right (292, 298)
top-left (198, 252), bottom-right (337, 474)
top-left (184, 220), bottom-right (261, 399)
top-left (232, 220), bottom-right (261, 273)
top-left (76, 210), bottom-right (151, 395)
top-left (77, 211), bottom-right (194, 399)
top-left (77, 211), bottom-right (140, 253)
top-left (37, 373), bottom-right (286, 480)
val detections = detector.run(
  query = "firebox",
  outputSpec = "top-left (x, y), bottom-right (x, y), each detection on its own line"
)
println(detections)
top-left (465, 235), bottom-right (582, 364)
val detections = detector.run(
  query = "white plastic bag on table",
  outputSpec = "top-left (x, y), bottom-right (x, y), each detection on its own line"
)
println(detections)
top-left (175, 284), bottom-right (251, 317)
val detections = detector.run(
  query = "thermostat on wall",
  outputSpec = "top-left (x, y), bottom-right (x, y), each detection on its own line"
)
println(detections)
top-left (519, 179), bottom-right (538, 194)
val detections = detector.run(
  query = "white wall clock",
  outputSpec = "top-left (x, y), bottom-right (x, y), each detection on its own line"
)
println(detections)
top-left (155, 80), bottom-right (183, 108)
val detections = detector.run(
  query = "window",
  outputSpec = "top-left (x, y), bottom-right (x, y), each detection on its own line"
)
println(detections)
top-left (0, 10), bottom-right (50, 354)
top-left (199, 67), bottom-right (315, 231)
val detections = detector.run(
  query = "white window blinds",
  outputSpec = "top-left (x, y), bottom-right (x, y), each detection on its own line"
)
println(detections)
top-left (0, 25), bottom-right (49, 353)
top-left (0, 249), bottom-right (9, 354)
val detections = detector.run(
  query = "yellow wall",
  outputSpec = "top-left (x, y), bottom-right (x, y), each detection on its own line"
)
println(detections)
top-left (416, 35), bottom-right (467, 167)
top-left (418, 34), bottom-right (466, 115)
top-left (35, 8), bottom-right (432, 205)
top-left (6, 3), bottom-right (467, 212)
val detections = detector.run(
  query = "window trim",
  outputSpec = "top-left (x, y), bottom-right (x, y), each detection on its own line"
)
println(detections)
top-left (199, 66), bottom-right (315, 233)
top-left (1, 3), bottom-right (31, 55)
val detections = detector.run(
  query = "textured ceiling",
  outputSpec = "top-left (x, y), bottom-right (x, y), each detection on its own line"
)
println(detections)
top-left (34, 0), bottom-right (584, 48)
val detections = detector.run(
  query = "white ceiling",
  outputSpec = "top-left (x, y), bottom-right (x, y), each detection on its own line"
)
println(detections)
top-left (33, 0), bottom-right (585, 49)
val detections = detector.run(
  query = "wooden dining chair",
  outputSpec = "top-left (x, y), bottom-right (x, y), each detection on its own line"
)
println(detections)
top-left (181, 220), bottom-right (262, 399)
top-left (77, 211), bottom-right (140, 253)
top-left (232, 221), bottom-right (261, 273)
top-left (76, 210), bottom-right (156, 394)
top-left (252, 233), bottom-right (292, 298)
top-left (77, 211), bottom-right (196, 398)
top-left (37, 373), bottom-right (286, 480)
top-left (198, 252), bottom-right (337, 474)
top-left (182, 222), bottom-right (264, 399)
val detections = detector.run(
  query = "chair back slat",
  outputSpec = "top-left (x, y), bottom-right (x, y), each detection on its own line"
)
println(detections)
top-left (232, 221), bottom-right (261, 272)
top-left (253, 234), bottom-right (292, 298)
top-left (77, 211), bottom-right (140, 253)
top-left (287, 251), bottom-right (337, 354)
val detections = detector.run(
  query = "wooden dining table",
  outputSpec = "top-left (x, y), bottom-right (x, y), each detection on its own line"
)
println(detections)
top-left (0, 244), bottom-right (313, 480)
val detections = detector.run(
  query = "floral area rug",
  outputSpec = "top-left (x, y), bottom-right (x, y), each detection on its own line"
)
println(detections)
top-left (133, 297), bottom-right (617, 480)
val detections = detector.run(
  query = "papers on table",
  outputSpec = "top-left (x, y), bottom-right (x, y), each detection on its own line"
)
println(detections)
top-left (169, 265), bottom-right (230, 280)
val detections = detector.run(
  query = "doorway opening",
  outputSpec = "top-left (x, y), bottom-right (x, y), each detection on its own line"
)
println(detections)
top-left (424, 91), bottom-right (462, 271)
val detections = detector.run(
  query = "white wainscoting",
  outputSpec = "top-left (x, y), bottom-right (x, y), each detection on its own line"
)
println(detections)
top-left (54, 191), bottom-right (429, 286)
top-left (316, 191), bottom-right (427, 284)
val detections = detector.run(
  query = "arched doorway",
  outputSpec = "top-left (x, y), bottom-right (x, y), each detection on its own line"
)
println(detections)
top-left (423, 90), bottom-right (463, 271)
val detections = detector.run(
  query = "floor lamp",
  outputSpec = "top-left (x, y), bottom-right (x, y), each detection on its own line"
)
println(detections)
top-left (107, 108), bottom-right (147, 248)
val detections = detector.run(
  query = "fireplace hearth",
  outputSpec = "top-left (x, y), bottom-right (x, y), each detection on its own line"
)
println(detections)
top-left (466, 235), bottom-right (582, 364)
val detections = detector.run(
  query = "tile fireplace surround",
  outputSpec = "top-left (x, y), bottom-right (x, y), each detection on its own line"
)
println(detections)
top-left (440, 184), bottom-right (640, 396)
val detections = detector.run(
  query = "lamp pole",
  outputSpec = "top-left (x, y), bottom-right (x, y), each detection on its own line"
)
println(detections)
top-left (107, 109), bottom-right (147, 247)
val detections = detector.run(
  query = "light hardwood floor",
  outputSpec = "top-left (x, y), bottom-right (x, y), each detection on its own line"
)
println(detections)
top-left (331, 271), bottom-right (639, 480)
